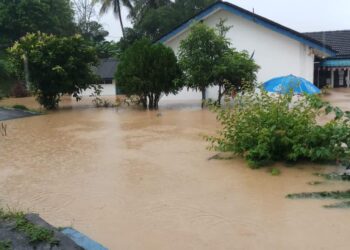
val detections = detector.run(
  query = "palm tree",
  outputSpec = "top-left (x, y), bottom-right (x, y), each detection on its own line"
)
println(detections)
top-left (95, 0), bottom-right (134, 37)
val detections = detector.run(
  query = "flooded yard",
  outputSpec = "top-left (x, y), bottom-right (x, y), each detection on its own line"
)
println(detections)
top-left (1, 90), bottom-right (350, 249)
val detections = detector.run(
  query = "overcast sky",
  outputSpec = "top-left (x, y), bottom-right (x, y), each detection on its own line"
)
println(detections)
top-left (97, 0), bottom-right (350, 41)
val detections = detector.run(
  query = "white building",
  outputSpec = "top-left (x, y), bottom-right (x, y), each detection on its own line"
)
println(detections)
top-left (157, 1), bottom-right (335, 100)
top-left (81, 58), bottom-right (118, 96)
top-left (89, 1), bottom-right (336, 99)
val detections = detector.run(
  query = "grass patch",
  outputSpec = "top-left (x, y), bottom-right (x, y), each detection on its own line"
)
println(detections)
top-left (11, 104), bottom-right (28, 111)
top-left (270, 168), bottom-right (281, 176)
top-left (286, 190), bottom-right (350, 200)
top-left (0, 240), bottom-right (11, 250)
top-left (0, 104), bottom-right (42, 114)
top-left (0, 209), bottom-right (57, 245)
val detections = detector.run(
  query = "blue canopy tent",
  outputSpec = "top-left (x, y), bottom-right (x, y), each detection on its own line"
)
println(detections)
top-left (263, 75), bottom-right (321, 94)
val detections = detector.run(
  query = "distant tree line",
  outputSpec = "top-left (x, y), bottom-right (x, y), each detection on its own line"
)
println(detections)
top-left (1, 0), bottom-right (259, 110)
top-left (0, 0), bottom-right (117, 108)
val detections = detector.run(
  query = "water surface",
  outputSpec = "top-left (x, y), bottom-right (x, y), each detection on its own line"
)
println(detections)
top-left (1, 91), bottom-right (350, 249)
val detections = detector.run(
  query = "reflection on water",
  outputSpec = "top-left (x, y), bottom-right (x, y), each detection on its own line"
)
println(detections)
top-left (1, 91), bottom-right (350, 249)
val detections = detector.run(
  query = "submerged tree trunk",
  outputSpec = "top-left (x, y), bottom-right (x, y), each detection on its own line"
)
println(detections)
top-left (201, 88), bottom-right (206, 109)
top-left (141, 95), bottom-right (147, 109)
top-left (148, 94), bottom-right (154, 109)
top-left (153, 93), bottom-right (160, 110)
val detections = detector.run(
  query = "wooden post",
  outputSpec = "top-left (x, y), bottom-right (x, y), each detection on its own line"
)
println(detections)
top-left (348, 68), bottom-right (350, 88)
top-left (331, 69), bottom-right (334, 88)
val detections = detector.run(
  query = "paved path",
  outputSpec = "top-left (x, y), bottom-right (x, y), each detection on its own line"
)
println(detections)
top-left (0, 108), bottom-right (38, 121)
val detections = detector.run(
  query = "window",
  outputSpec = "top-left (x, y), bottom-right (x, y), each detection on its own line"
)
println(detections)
top-left (101, 79), bottom-right (113, 84)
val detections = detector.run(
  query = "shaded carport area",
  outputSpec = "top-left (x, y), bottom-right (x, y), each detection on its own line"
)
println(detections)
top-left (0, 108), bottom-right (39, 121)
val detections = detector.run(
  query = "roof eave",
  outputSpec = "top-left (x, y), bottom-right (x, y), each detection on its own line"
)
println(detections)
top-left (157, 2), bottom-right (336, 57)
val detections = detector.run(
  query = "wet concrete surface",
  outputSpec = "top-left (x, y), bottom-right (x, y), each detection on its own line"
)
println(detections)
top-left (1, 90), bottom-right (350, 249)
top-left (0, 108), bottom-right (38, 121)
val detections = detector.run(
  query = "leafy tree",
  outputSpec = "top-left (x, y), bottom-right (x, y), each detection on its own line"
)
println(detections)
top-left (133, 4), bottom-right (178, 40)
top-left (94, 0), bottom-right (134, 37)
top-left (9, 33), bottom-right (99, 109)
top-left (0, 0), bottom-right (75, 48)
top-left (179, 21), bottom-right (259, 105)
top-left (178, 23), bottom-right (228, 107)
top-left (114, 0), bottom-right (216, 53)
top-left (95, 41), bottom-right (120, 58)
top-left (115, 38), bottom-right (182, 109)
top-left (213, 49), bottom-right (259, 104)
top-left (129, 0), bottom-right (172, 24)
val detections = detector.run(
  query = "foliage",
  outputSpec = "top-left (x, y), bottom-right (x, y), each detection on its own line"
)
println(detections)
top-left (0, 0), bottom-right (75, 48)
top-left (94, 0), bottom-right (134, 37)
top-left (324, 201), bottom-right (350, 209)
top-left (0, 209), bottom-right (56, 245)
top-left (12, 104), bottom-right (29, 111)
top-left (178, 23), bottom-right (228, 106)
top-left (179, 21), bottom-right (259, 106)
top-left (270, 168), bottom-right (281, 176)
top-left (114, 0), bottom-right (216, 53)
top-left (314, 172), bottom-right (350, 181)
top-left (9, 32), bottom-right (99, 109)
top-left (95, 41), bottom-right (119, 58)
top-left (10, 82), bottom-right (30, 98)
top-left (0, 59), bottom-right (11, 80)
top-left (207, 91), bottom-right (350, 168)
top-left (115, 38), bottom-right (182, 109)
top-left (132, 0), bottom-right (215, 40)
top-left (0, 240), bottom-right (11, 250)
top-left (213, 48), bottom-right (259, 104)
top-left (286, 190), bottom-right (350, 200)
top-left (0, 57), bottom-right (15, 97)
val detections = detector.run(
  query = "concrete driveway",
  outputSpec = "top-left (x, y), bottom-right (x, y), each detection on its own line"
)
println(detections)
top-left (0, 108), bottom-right (38, 121)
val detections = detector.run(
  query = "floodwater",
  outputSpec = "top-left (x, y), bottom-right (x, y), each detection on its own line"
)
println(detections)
top-left (1, 90), bottom-right (350, 250)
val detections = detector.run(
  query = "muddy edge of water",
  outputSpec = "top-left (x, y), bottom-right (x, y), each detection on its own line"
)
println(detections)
top-left (1, 89), bottom-right (350, 250)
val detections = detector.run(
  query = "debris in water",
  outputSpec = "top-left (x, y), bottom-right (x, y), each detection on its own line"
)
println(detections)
top-left (208, 153), bottom-right (235, 161)
top-left (313, 172), bottom-right (350, 181)
top-left (324, 201), bottom-right (350, 209)
top-left (307, 181), bottom-right (324, 185)
top-left (286, 190), bottom-right (350, 199)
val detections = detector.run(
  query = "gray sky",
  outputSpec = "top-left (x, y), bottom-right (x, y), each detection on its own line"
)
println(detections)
top-left (97, 0), bottom-right (350, 41)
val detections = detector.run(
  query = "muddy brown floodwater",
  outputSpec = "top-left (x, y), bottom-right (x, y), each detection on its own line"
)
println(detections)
top-left (1, 90), bottom-right (350, 249)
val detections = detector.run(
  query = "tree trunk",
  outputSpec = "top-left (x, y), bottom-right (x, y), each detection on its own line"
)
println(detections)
top-left (116, 0), bottom-right (125, 37)
top-left (217, 84), bottom-right (222, 106)
top-left (141, 95), bottom-right (147, 109)
top-left (148, 94), bottom-right (154, 110)
top-left (201, 88), bottom-right (206, 109)
top-left (153, 94), bottom-right (160, 110)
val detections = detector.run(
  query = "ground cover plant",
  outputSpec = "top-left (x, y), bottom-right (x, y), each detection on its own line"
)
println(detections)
top-left (0, 209), bottom-right (57, 247)
top-left (207, 90), bottom-right (350, 168)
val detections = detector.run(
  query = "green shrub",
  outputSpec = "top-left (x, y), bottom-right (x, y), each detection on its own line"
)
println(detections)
top-left (271, 168), bottom-right (281, 176)
top-left (207, 91), bottom-right (350, 167)
top-left (12, 104), bottom-right (28, 110)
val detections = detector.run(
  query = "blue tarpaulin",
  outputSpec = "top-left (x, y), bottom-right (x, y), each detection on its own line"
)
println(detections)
top-left (263, 74), bottom-right (321, 94)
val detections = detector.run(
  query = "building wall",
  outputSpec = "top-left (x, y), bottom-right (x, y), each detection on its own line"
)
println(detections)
top-left (81, 80), bottom-right (116, 96)
top-left (163, 9), bottom-right (315, 100)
